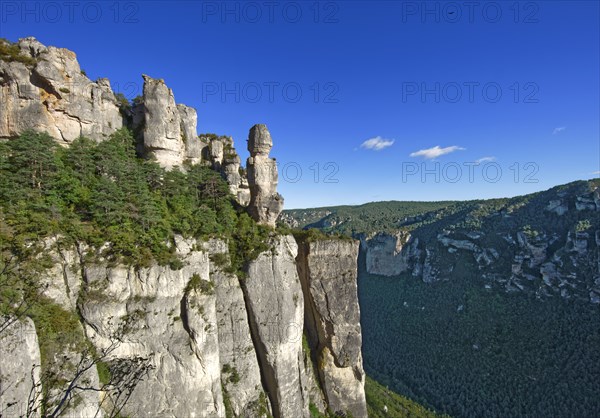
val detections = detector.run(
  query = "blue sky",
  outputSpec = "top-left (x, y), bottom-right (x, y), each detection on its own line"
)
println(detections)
top-left (1, 1), bottom-right (598, 208)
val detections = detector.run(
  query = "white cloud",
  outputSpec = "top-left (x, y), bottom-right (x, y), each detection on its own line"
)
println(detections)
top-left (360, 136), bottom-right (395, 151)
top-left (475, 156), bottom-right (496, 164)
top-left (410, 145), bottom-right (465, 159)
top-left (591, 171), bottom-right (600, 175)
top-left (553, 126), bottom-right (566, 135)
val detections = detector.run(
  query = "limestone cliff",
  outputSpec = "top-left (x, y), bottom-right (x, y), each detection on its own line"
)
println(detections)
top-left (241, 236), bottom-right (309, 418)
top-left (361, 231), bottom-right (419, 277)
top-left (0, 37), bottom-right (367, 418)
top-left (296, 239), bottom-right (368, 418)
top-left (0, 318), bottom-right (42, 417)
top-left (0, 37), bottom-right (124, 142)
top-left (0, 37), bottom-right (276, 210)
top-left (138, 75), bottom-right (206, 170)
top-left (1, 233), bottom-right (364, 417)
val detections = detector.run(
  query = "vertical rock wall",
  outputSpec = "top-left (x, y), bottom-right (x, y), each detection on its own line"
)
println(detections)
top-left (0, 318), bottom-right (42, 418)
top-left (296, 239), bottom-right (368, 418)
top-left (240, 235), bottom-right (309, 418)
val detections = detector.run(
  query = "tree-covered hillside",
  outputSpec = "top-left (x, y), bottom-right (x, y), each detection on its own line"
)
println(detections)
top-left (365, 376), bottom-right (448, 418)
top-left (0, 129), bottom-right (269, 271)
top-left (282, 201), bottom-right (457, 235)
top-left (359, 254), bottom-right (600, 417)
top-left (284, 180), bottom-right (600, 417)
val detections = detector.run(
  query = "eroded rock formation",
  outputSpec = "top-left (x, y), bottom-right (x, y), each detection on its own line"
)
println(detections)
top-left (0, 37), bottom-right (124, 142)
top-left (361, 231), bottom-right (420, 277)
top-left (0, 38), bottom-right (263, 206)
top-left (241, 235), bottom-right (309, 418)
top-left (0, 37), bottom-right (368, 418)
top-left (296, 239), bottom-right (368, 418)
top-left (247, 124), bottom-right (284, 227)
top-left (140, 75), bottom-right (201, 170)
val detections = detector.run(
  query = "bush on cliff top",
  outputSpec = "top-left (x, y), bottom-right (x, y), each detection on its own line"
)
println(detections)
top-left (0, 38), bottom-right (37, 66)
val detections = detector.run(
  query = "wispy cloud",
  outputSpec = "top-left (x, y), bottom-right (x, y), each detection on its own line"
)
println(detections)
top-left (591, 171), bottom-right (600, 175)
top-left (410, 145), bottom-right (465, 159)
top-left (475, 156), bottom-right (496, 164)
top-left (553, 126), bottom-right (566, 135)
top-left (360, 136), bottom-right (395, 151)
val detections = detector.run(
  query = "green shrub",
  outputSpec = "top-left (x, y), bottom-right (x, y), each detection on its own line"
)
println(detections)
top-left (576, 219), bottom-right (591, 232)
top-left (0, 38), bottom-right (37, 66)
top-left (210, 252), bottom-right (229, 268)
top-left (185, 273), bottom-right (214, 295)
top-left (96, 360), bottom-right (112, 385)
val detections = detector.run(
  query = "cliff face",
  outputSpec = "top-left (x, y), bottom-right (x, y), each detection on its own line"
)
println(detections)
top-left (0, 318), bottom-right (42, 417)
top-left (139, 74), bottom-right (187, 169)
top-left (0, 37), bottom-right (368, 417)
top-left (361, 230), bottom-right (418, 277)
top-left (2, 234), bottom-right (364, 417)
top-left (0, 37), bottom-right (124, 142)
top-left (296, 239), bottom-right (368, 418)
top-left (241, 236), bottom-right (308, 418)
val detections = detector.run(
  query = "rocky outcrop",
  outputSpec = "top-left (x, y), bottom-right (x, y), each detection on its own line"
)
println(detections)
top-left (241, 235), bottom-right (309, 418)
top-left (204, 135), bottom-right (252, 206)
top-left (210, 240), bottom-right (268, 417)
top-left (546, 199), bottom-right (568, 215)
top-left (79, 237), bottom-right (224, 417)
top-left (0, 38), bottom-right (208, 169)
top-left (1, 37), bottom-right (371, 418)
top-left (178, 103), bottom-right (203, 164)
top-left (575, 189), bottom-right (600, 211)
top-left (140, 75), bottom-right (186, 169)
top-left (247, 125), bottom-right (284, 227)
top-left (0, 37), bottom-right (124, 142)
top-left (208, 137), bottom-right (224, 169)
top-left (0, 317), bottom-right (42, 417)
top-left (296, 239), bottom-right (368, 418)
top-left (361, 231), bottom-right (419, 276)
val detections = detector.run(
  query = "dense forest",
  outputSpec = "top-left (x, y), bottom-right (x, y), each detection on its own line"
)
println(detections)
top-left (358, 254), bottom-right (600, 417)
top-left (365, 376), bottom-right (448, 418)
top-left (0, 129), bottom-right (270, 273)
top-left (283, 201), bottom-right (457, 235)
top-left (284, 180), bottom-right (600, 417)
